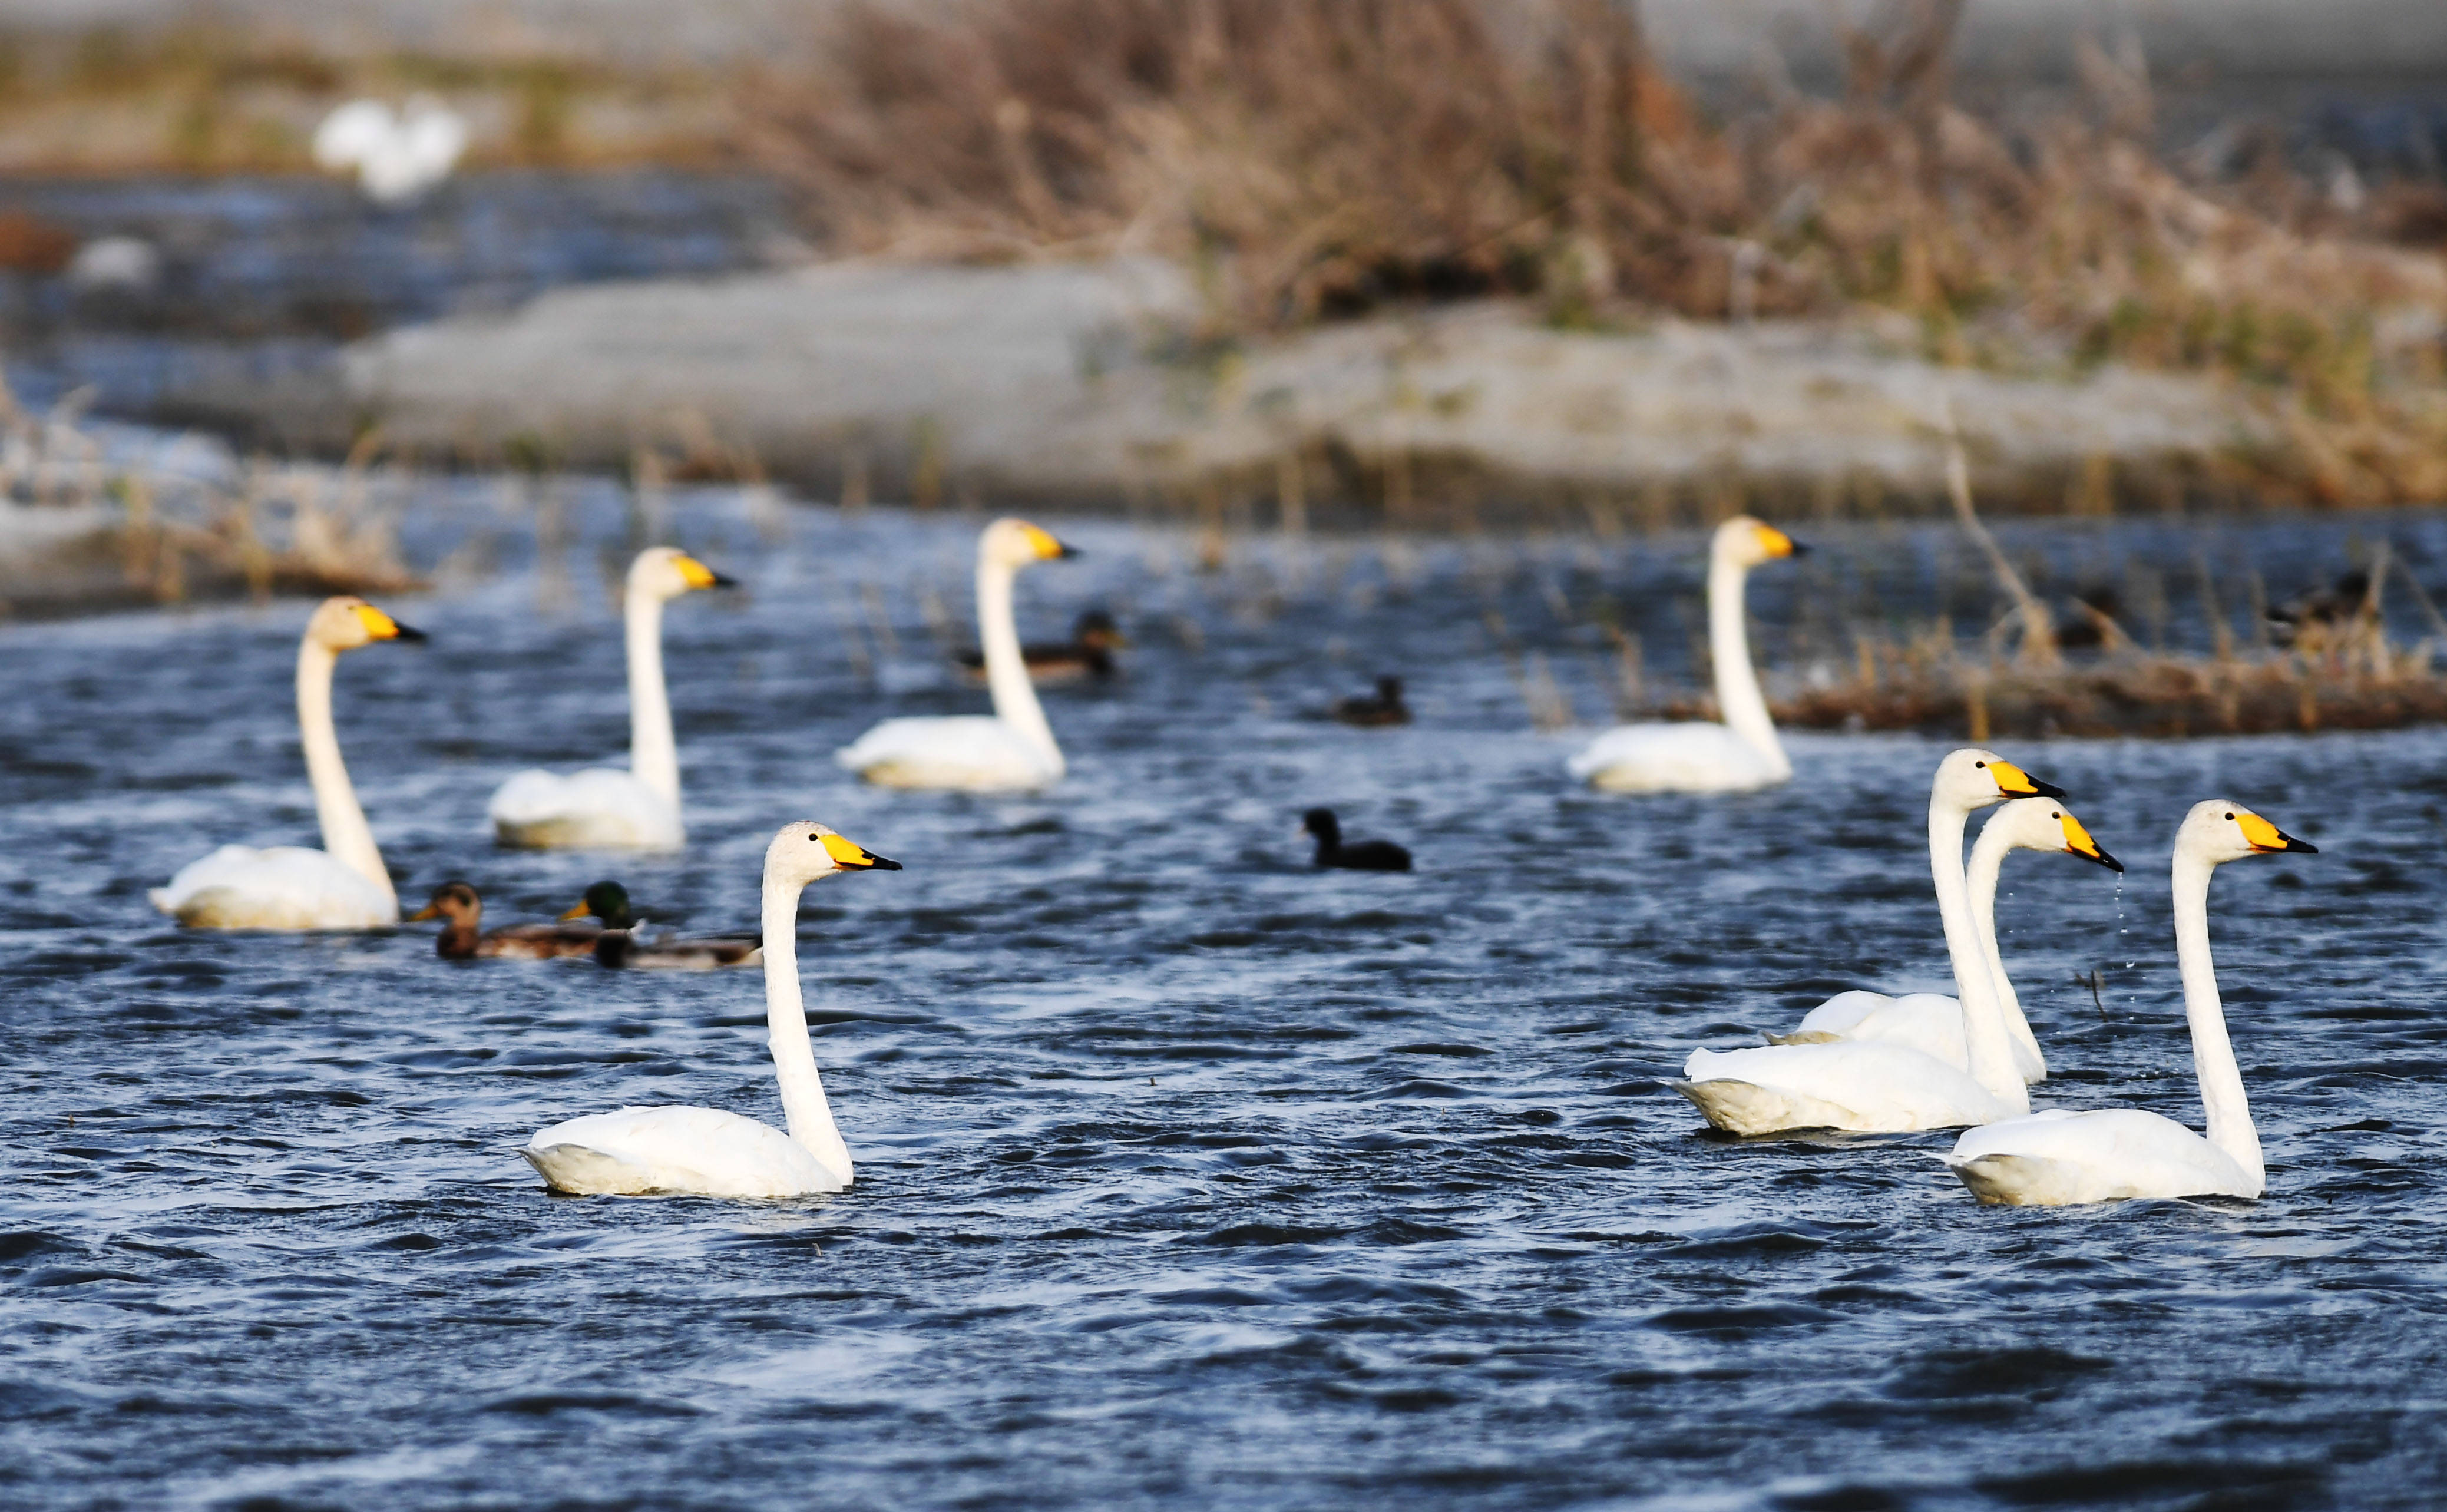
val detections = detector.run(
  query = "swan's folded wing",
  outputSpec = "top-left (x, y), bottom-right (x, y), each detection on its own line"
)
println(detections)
top-left (835, 716), bottom-right (1056, 790)
top-left (1787, 990), bottom-right (1968, 1067)
top-left (1568, 722), bottom-right (1780, 792)
top-left (1680, 1041), bottom-right (2009, 1131)
top-left (524, 1105), bottom-right (845, 1197)
top-left (153, 844), bottom-right (394, 929)
top-left (489, 767), bottom-right (683, 849)
top-left (1947, 1107), bottom-right (2250, 1202)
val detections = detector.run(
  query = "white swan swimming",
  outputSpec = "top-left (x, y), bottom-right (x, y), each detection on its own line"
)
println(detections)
top-left (311, 95), bottom-right (468, 204)
top-left (1567, 515), bottom-right (1804, 793)
top-left (522, 822), bottom-right (902, 1198)
top-left (1779, 749), bottom-right (2070, 1082)
top-left (1672, 751), bottom-right (2080, 1136)
top-left (836, 518), bottom-right (1078, 792)
top-left (489, 547), bottom-right (735, 851)
top-left (1946, 800), bottom-right (2317, 1205)
top-left (151, 597), bottom-right (424, 930)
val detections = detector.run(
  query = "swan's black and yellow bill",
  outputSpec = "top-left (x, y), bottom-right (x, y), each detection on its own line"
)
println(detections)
top-left (822, 833), bottom-right (904, 871)
top-left (1020, 522), bottom-right (1080, 561)
top-left (675, 554), bottom-right (738, 590)
top-left (354, 603), bottom-right (425, 642)
top-left (1752, 522), bottom-right (1808, 558)
top-left (1987, 759), bottom-right (2066, 801)
top-left (2238, 810), bottom-right (2317, 855)
top-left (2054, 810), bottom-right (2122, 873)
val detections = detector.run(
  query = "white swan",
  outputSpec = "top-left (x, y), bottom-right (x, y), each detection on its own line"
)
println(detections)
top-left (1779, 749), bottom-right (2070, 1081)
top-left (1568, 515), bottom-right (1803, 793)
top-left (312, 95), bottom-right (468, 204)
top-left (522, 822), bottom-right (902, 1198)
top-left (489, 547), bottom-right (734, 851)
top-left (151, 597), bottom-right (424, 930)
top-left (1672, 749), bottom-right (2069, 1135)
top-left (836, 518), bottom-right (1078, 792)
top-left (1946, 801), bottom-right (2317, 1205)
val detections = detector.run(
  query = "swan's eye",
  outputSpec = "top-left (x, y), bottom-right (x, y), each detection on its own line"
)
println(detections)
top-left (2224, 812), bottom-right (2235, 821)
top-left (808, 833), bottom-right (821, 842)
top-left (1975, 760), bottom-right (1986, 768)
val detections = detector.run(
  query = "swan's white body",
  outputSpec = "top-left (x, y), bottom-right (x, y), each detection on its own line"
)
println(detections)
top-left (838, 518), bottom-right (1075, 792)
top-left (490, 548), bottom-right (729, 851)
top-left (1569, 517), bottom-right (1800, 793)
top-left (522, 822), bottom-right (900, 1199)
top-left (151, 598), bottom-right (419, 931)
top-left (1947, 801), bottom-right (2316, 1206)
top-left (312, 95), bottom-right (467, 203)
top-left (1674, 750), bottom-right (2072, 1135)
top-left (1786, 795), bottom-right (2115, 1082)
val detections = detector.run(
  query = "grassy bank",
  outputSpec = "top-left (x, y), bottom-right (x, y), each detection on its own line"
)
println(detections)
top-left (751, 0), bottom-right (2447, 507)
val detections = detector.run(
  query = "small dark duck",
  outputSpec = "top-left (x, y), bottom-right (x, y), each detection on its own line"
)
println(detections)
top-left (958, 608), bottom-right (1125, 684)
top-left (1301, 808), bottom-right (1412, 872)
top-left (408, 881), bottom-right (604, 961)
top-left (1330, 675), bottom-right (1411, 727)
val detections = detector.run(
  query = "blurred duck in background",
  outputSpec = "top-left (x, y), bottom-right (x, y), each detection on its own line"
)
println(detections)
top-left (1948, 801), bottom-right (2317, 1205)
top-left (490, 548), bottom-right (735, 851)
top-left (1567, 517), bottom-right (1803, 793)
top-left (1331, 675), bottom-right (1411, 727)
top-left (838, 518), bottom-right (1080, 791)
top-left (2266, 568), bottom-right (2377, 653)
top-left (1301, 809), bottom-right (1411, 872)
top-left (312, 95), bottom-right (468, 204)
top-left (151, 597), bottom-right (423, 930)
top-left (409, 881), bottom-right (603, 960)
top-left (957, 608), bottom-right (1123, 684)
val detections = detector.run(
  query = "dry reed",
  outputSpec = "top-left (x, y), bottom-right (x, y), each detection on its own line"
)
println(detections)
top-left (752, 0), bottom-right (2447, 504)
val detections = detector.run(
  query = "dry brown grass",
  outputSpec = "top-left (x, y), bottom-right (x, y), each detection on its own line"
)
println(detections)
top-left (751, 0), bottom-right (2447, 502)
top-left (0, 379), bottom-right (417, 616)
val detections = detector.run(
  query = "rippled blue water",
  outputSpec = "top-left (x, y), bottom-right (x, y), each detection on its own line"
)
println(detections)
top-left (5, 488), bottom-right (2443, 1510)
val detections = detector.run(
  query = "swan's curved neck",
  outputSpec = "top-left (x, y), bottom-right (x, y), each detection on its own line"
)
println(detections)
top-left (762, 872), bottom-right (852, 1186)
top-left (296, 637), bottom-right (393, 911)
top-left (1708, 554), bottom-right (1787, 775)
top-left (1932, 797), bottom-right (2026, 1107)
top-left (1965, 824), bottom-right (2048, 1078)
top-left (625, 581), bottom-right (679, 806)
top-left (2174, 853), bottom-right (2261, 1192)
top-left (979, 558), bottom-right (1062, 773)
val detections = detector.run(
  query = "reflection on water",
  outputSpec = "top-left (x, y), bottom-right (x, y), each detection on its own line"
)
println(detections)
top-left (2, 485), bottom-right (2443, 1507)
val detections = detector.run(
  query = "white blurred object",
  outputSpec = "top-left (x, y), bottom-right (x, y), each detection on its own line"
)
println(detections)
top-left (65, 236), bottom-right (160, 291)
top-left (312, 95), bottom-right (468, 204)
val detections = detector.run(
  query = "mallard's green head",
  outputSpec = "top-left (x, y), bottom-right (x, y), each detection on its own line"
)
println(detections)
top-left (561, 880), bottom-right (636, 927)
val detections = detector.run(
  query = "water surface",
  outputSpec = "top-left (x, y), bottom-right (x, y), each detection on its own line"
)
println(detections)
top-left (4, 494), bottom-right (2442, 1509)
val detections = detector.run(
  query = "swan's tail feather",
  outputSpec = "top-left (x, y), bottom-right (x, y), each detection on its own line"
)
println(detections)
top-left (1945, 1151), bottom-right (2088, 1206)
top-left (523, 1142), bottom-right (656, 1196)
top-left (1764, 1030), bottom-right (1841, 1046)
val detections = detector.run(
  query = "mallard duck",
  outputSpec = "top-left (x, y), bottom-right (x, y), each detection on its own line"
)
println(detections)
top-left (1330, 675), bottom-right (1410, 727)
top-left (593, 927), bottom-right (764, 971)
top-left (408, 881), bottom-right (603, 961)
top-left (958, 608), bottom-right (1123, 684)
top-left (557, 879), bottom-right (642, 930)
top-left (1301, 808), bottom-right (1411, 872)
top-left (560, 880), bottom-right (760, 970)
